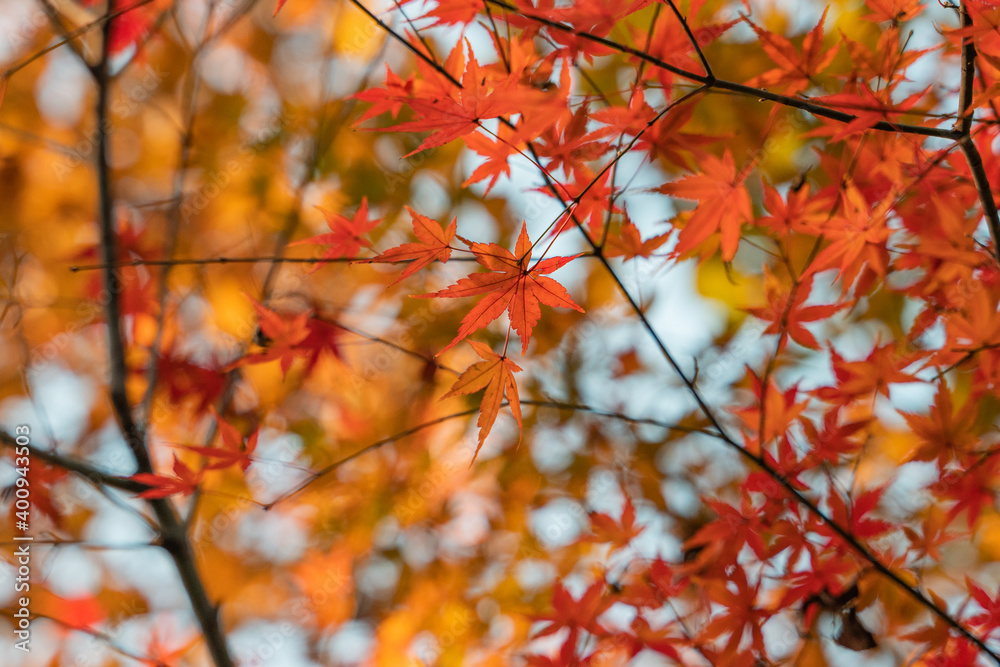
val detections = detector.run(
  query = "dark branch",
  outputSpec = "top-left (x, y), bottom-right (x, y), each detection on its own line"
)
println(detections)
top-left (90, 13), bottom-right (236, 667)
top-left (957, 1), bottom-right (1000, 266)
top-left (0, 432), bottom-right (148, 494)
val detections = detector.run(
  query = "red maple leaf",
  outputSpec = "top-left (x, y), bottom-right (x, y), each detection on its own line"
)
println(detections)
top-left (968, 576), bottom-right (1000, 633)
top-left (131, 454), bottom-right (201, 499)
top-left (932, 453), bottom-right (1000, 525)
top-left (814, 342), bottom-right (918, 404)
top-left (155, 353), bottom-right (226, 413)
top-left (699, 567), bottom-right (772, 662)
top-left (534, 105), bottom-right (608, 179)
top-left (811, 83), bottom-right (930, 142)
top-left (229, 301), bottom-right (344, 378)
top-left (614, 616), bottom-right (683, 661)
top-left (417, 222), bottom-right (583, 354)
top-left (442, 341), bottom-right (522, 456)
top-left (81, 0), bottom-right (156, 56)
top-left (533, 581), bottom-right (611, 641)
top-left (296, 316), bottom-right (346, 374)
top-left (181, 409), bottom-right (258, 473)
top-left (827, 486), bottom-right (892, 541)
top-left (685, 498), bottom-right (768, 562)
top-left (799, 407), bottom-right (868, 466)
top-left (548, 169), bottom-right (620, 238)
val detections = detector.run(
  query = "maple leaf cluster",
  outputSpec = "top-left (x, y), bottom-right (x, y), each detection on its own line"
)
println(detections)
top-left (13, 0), bottom-right (1000, 666)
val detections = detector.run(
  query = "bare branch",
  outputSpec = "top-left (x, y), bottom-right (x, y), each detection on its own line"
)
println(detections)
top-left (957, 1), bottom-right (1000, 266)
top-left (90, 12), bottom-right (236, 666)
top-left (0, 432), bottom-right (148, 493)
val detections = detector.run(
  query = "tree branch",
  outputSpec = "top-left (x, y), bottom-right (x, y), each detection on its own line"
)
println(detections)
top-left (90, 14), bottom-right (236, 667)
top-left (263, 400), bottom-right (722, 510)
top-left (482, 0), bottom-right (959, 140)
top-left (0, 432), bottom-right (148, 493)
top-left (68, 254), bottom-right (489, 271)
top-left (957, 1), bottom-right (1000, 266)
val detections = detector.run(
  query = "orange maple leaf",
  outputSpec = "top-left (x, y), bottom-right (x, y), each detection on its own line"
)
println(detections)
top-left (462, 128), bottom-right (517, 194)
top-left (900, 385), bottom-right (978, 465)
top-left (417, 0), bottom-right (485, 26)
top-left (290, 198), bottom-right (380, 266)
top-left (812, 83), bottom-right (929, 142)
top-left (381, 49), bottom-right (538, 157)
top-left (745, 269), bottom-right (846, 350)
top-left (864, 0), bottom-right (924, 22)
top-left (534, 104), bottom-right (608, 179)
top-left (588, 496), bottom-right (644, 547)
top-left (745, 8), bottom-right (836, 95)
top-left (230, 301), bottom-right (344, 378)
top-left (699, 567), bottom-right (772, 662)
top-left (443, 341), bottom-right (522, 458)
top-left (236, 299), bottom-right (311, 377)
top-left (417, 222), bottom-right (583, 354)
top-left (815, 342), bottom-right (918, 403)
top-left (806, 182), bottom-right (895, 288)
top-left (659, 150), bottom-right (753, 262)
top-left (357, 207), bottom-right (456, 285)
top-left (604, 218), bottom-right (670, 261)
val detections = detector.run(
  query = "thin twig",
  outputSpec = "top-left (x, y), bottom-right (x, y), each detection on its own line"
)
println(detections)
top-left (664, 0), bottom-right (712, 79)
top-left (139, 0), bottom-right (213, 428)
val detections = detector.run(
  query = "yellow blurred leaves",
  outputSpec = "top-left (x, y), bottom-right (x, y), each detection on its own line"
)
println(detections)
top-left (696, 258), bottom-right (764, 322)
top-left (332, 3), bottom-right (384, 59)
top-left (793, 637), bottom-right (826, 666)
top-left (977, 514), bottom-right (1000, 561)
top-left (205, 276), bottom-right (254, 337)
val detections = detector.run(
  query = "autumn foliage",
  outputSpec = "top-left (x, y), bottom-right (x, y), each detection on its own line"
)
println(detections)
top-left (7, 0), bottom-right (1000, 665)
